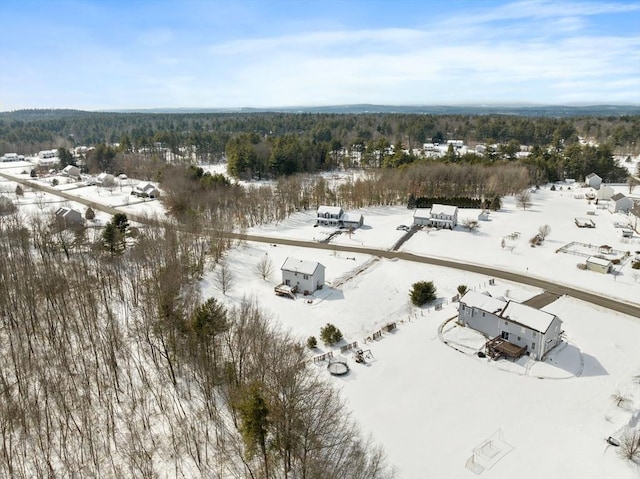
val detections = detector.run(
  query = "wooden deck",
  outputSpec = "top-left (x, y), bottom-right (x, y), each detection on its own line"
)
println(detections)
top-left (485, 337), bottom-right (527, 359)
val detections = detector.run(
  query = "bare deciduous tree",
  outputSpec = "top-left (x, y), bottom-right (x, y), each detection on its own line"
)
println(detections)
top-left (215, 259), bottom-right (235, 295)
top-left (538, 224), bottom-right (551, 241)
top-left (516, 189), bottom-right (532, 210)
top-left (255, 254), bottom-right (274, 281)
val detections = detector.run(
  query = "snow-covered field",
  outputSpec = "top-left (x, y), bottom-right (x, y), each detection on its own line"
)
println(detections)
top-left (210, 184), bottom-right (639, 479)
top-left (3, 159), bottom-right (639, 478)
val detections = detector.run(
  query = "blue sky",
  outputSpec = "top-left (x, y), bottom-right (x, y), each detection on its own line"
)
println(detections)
top-left (1, 0), bottom-right (639, 110)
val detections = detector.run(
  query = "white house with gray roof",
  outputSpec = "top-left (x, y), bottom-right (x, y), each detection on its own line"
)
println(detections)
top-left (280, 257), bottom-right (325, 294)
top-left (457, 290), bottom-right (563, 360)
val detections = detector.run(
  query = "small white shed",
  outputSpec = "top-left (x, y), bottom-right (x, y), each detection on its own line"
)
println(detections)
top-left (585, 172), bottom-right (602, 190)
top-left (596, 184), bottom-right (615, 201)
top-left (586, 256), bottom-right (612, 274)
top-left (280, 257), bottom-right (325, 295)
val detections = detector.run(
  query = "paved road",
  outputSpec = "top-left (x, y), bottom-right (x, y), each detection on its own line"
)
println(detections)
top-left (228, 232), bottom-right (640, 319)
top-left (4, 171), bottom-right (638, 319)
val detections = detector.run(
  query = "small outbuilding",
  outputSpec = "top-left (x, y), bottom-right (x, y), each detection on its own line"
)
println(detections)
top-left (585, 172), bottom-right (602, 190)
top-left (280, 257), bottom-right (325, 295)
top-left (585, 256), bottom-right (612, 274)
top-left (608, 193), bottom-right (634, 214)
top-left (596, 184), bottom-right (615, 201)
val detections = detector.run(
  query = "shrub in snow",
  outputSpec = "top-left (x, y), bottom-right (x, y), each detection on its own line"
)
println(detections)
top-left (320, 324), bottom-right (342, 345)
top-left (306, 336), bottom-right (317, 349)
top-left (410, 281), bottom-right (437, 306)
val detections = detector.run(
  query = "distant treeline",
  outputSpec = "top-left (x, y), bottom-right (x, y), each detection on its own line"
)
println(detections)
top-left (0, 109), bottom-right (636, 184)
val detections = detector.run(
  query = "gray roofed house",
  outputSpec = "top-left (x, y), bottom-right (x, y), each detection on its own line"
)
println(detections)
top-left (55, 207), bottom-right (83, 227)
top-left (608, 193), bottom-right (634, 213)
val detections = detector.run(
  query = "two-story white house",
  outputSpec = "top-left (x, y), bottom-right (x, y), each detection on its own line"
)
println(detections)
top-left (316, 206), bottom-right (364, 229)
top-left (457, 291), bottom-right (563, 361)
top-left (412, 204), bottom-right (458, 229)
top-left (280, 257), bottom-right (325, 295)
top-left (316, 206), bottom-right (344, 226)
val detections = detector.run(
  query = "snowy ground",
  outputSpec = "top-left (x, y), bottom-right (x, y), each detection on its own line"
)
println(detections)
top-left (3, 159), bottom-right (640, 478)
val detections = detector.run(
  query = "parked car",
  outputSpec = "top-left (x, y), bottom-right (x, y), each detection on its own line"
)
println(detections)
top-left (396, 225), bottom-right (410, 231)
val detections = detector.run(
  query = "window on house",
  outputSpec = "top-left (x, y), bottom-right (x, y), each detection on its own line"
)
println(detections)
top-left (504, 321), bottom-right (508, 325)
top-left (533, 332), bottom-right (537, 338)
top-left (303, 274), bottom-right (309, 280)
top-left (482, 312), bottom-right (485, 317)
top-left (517, 336), bottom-right (521, 341)
top-left (532, 342), bottom-right (536, 350)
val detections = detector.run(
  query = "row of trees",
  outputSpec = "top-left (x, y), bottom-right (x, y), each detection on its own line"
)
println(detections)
top-left (158, 161), bottom-right (529, 229)
top-left (0, 211), bottom-right (394, 478)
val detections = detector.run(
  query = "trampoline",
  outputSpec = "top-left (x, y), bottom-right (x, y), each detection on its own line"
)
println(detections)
top-left (327, 360), bottom-right (349, 376)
